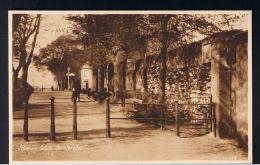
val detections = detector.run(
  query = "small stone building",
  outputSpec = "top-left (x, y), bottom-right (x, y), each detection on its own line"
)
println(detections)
top-left (81, 64), bottom-right (93, 90)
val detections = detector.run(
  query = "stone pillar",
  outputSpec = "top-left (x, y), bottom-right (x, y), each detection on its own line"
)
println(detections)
top-left (112, 60), bottom-right (127, 101)
top-left (210, 43), bottom-right (221, 138)
top-left (125, 60), bottom-right (135, 91)
top-left (112, 47), bottom-right (127, 101)
top-left (210, 42), bottom-right (233, 138)
top-left (92, 69), bottom-right (98, 91)
top-left (231, 42), bottom-right (248, 148)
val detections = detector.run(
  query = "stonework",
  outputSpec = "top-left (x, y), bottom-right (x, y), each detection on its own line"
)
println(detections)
top-left (146, 56), bottom-right (161, 102)
top-left (232, 42), bottom-right (248, 148)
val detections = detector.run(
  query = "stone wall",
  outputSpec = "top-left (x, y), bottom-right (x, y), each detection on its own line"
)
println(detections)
top-left (125, 60), bottom-right (135, 91)
top-left (103, 30), bottom-right (248, 148)
top-left (232, 39), bottom-right (248, 148)
top-left (133, 31), bottom-right (248, 147)
top-left (166, 42), bottom-right (211, 106)
top-left (146, 56), bottom-right (161, 102)
top-left (207, 31), bottom-right (248, 148)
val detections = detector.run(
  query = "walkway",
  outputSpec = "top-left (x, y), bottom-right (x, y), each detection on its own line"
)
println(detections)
top-left (12, 91), bottom-right (248, 162)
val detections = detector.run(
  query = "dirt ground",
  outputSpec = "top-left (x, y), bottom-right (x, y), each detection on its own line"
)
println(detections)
top-left (12, 91), bottom-right (248, 162)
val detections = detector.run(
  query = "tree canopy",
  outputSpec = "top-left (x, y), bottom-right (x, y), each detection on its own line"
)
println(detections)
top-left (34, 35), bottom-right (85, 90)
top-left (13, 14), bottom-right (41, 89)
top-left (66, 13), bottom-right (245, 102)
top-left (67, 14), bottom-right (147, 67)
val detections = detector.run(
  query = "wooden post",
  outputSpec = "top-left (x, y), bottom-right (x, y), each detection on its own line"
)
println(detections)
top-left (106, 64), bottom-right (111, 138)
top-left (50, 97), bottom-right (56, 141)
top-left (175, 101), bottom-right (179, 136)
top-left (73, 98), bottom-right (77, 140)
top-left (23, 95), bottom-right (29, 141)
top-left (210, 95), bottom-right (213, 132)
top-left (160, 105), bottom-right (164, 130)
top-left (146, 104), bottom-right (150, 123)
top-left (213, 103), bottom-right (217, 137)
top-left (121, 90), bottom-right (125, 107)
top-left (106, 98), bottom-right (111, 137)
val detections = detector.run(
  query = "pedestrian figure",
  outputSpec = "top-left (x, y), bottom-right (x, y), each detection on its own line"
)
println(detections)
top-left (85, 81), bottom-right (89, 89)
top-left (51, 86), bottom-right (54, 91)
top-left (72, 79), bottom-right (81, 102)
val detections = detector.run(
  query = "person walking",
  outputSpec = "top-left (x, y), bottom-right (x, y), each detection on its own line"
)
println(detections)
top-left (72, 79), bottom-right (81, 102)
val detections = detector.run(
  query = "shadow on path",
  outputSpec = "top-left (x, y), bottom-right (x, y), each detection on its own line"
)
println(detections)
top-left (13, 124), bottom-right (158, 142)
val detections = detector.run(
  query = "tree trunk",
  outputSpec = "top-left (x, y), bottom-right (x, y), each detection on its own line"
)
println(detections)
top-left (108, 63), bottom-right (114, 93)
top-left (120, 61), bottom-right (126, 91)
top-left (94, 69), bottom-right (99, 92)
top-left (120, 60), bottom-right (126, 105)
top-left (98, 66), bottom-right (105, 92)
top-left (22, 65), bottom-right (29, 141)
top-left (62, 79), bottom-right (66, 91)
top-left (114, 63), bottom-right (120, 94)
top-left (159, 15), bottom-right (169, 104)
top-left (142, 58), bottom-right (148, 92)
top-left (13, 70), bottom-right (19, 89)
top-left (15, 14), bottom-right (41, 141)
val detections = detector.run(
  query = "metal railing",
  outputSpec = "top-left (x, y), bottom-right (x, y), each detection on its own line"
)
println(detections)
top-left (105, 99), bottom-right (170, 137)
top-left (22, 95), bottom-right (216, 141)
top-left (106, 96), bottom-right (216, 138)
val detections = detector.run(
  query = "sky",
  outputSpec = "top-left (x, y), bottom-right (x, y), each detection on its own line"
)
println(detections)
top-left (27, 14), bottom-right (73, 88)
top-left (24, 13), bottom-right (249, 88)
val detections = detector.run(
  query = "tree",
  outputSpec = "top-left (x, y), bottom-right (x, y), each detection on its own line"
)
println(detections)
top-left (68, 15), bottom-right (144, 65)
top-left (34, 35), bottom-right (85, 90)
top-left (13, 14), bottom-right (22, 33)
top-left (12, 14), bottom-right (41, 141)
top-left (13, 14), bottom-right (41, 89)
top-left (68, 15), bottom-right (146, 94)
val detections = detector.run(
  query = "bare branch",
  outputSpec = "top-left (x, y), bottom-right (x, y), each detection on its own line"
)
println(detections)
top-left (26, 14), bottom-right (41, 66)
top-left (24, 15), bottom-right (40, 42)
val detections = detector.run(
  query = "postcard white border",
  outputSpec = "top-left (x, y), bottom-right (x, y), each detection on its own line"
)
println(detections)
top-left (8, 10), bottom-right (252, 164)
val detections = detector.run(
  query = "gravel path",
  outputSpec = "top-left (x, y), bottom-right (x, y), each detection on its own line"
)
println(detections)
top-left (12, 91), bottom-right (248, 162)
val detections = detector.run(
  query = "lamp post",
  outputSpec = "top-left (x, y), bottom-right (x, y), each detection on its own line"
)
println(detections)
top-left (67, 67), bottom-right (71, 90)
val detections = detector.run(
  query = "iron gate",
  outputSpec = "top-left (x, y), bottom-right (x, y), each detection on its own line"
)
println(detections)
top-left (175, 96), bottom-right (216, 137)
top-left (105, 96), bottom-right (216, 137)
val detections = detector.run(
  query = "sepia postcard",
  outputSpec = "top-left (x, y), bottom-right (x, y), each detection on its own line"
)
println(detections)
top-left (9, 10), bottom-right (252, 163)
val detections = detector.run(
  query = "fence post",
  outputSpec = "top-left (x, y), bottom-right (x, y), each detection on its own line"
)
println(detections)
top-left (23, 95), bottom-right (29, 141)
top-left (50, 97), bottom-right (56, 141)
top-left (210, 95), bottom-right (213, 132)
top-left (160, 105), bottom-right (164, 130)
top-left (175, 101), bottom-right (180, 136)
top-left (121, 90), bottom-right (125, 107)
top-left (73, 98), bottom-right (77, 140)
top-left (106, 98), bottom-right (111, 137)
top-left (213, 103), bottom-right (217, 137)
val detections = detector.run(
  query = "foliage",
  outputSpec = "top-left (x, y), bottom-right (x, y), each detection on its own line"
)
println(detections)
top-left (67, 14), bottom-right (146, 68)
top-left (13, 14), bottom-right (41, 63)
top-left (139, 14), bottom-right (245, 48)
top-left (34, 35), bottom-right (85, 88)
top-left (68, 13), bottom-right (245, 103)
top-left (138, 14), bottom-right (245, 103)
top-left (12, 14), bottom-right (41, 88)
